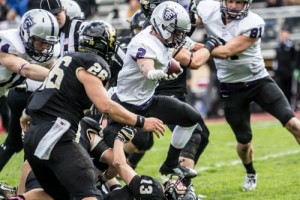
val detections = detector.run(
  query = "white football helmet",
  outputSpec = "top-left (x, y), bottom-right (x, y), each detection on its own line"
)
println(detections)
top-left (19, 9), bottom-right (59, 62)
top-left (150, 1), bottom-right (191, 48)
top-left (61, 0), bottom-right (85, 19)
top-left (221, 0), bottom-right (253, 20)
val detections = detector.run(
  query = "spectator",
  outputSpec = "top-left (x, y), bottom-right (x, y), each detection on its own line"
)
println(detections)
top-left (6, 0), bottom-right (28, 16)
top-left (273, 26), bottom-right (297, 109)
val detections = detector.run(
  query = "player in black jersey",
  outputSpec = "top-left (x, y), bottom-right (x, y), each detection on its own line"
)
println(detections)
top-left (17, 20), bottom-right (164, 200)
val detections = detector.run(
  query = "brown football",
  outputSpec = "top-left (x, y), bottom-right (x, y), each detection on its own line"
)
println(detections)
top-left (167, 58), bottom-right (182, 75)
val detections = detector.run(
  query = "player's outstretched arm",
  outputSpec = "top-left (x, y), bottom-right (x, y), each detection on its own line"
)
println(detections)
top-left (78, 69), bottom-right (165, 135)
top-left (0, 52), bottom-right (49, 81)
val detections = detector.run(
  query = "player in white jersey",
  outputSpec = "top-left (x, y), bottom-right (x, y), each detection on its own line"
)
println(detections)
top-left (196, 0), bottom-right (300, 191)
top-left (104, 1), bottom-right (219, 178)
top-left (0, 9), bottom-right (60, 172)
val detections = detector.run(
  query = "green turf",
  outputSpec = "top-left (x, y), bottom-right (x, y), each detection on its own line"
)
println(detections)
top-left (0, 119), bottom-right (299, 199)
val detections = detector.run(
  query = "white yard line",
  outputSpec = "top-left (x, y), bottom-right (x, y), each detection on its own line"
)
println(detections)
top-left (196, 149), bottom-right (300, 172)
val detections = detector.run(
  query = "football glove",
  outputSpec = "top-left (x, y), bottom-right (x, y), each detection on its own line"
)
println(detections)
top-left (147, 70), bottom-right (167, 81)
top-left (165, 68), bottom-right (183, 81)
top-left (182, 36), bottom-right (196, 51)
top-left (188, 0), bottom-right (197, 25)
top-left (116, 126), bottom-right (136, 143)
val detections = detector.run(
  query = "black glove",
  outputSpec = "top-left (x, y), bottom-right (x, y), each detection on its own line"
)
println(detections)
top-left (187, 0), bottom-right (197, 36)
top-left (204, 36), bottom-right (222, 53)
top-left (116, 126), bottom-right (136, 143)
top-left (188, 0), bottom-right (197, 25)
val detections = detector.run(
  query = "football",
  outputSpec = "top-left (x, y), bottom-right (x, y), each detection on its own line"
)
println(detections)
top-left (167, 58), bottom-right (182, 75)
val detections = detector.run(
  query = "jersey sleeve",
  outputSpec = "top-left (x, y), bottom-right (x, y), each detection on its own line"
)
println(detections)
top-left (0, 31), bottom-right (25, 55)
top-left (239, 12), bottom-right (265, 39)
top-left (81, 54), bottom-right (111, 84)
top-left (129, 42), bottom-right (157, 60)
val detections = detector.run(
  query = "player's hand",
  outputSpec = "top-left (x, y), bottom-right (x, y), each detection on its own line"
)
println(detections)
top-left (188, 0), bottom-right (197, 25)
top-left (204, 35), bottom-right (222, 53)
top-left (143, 117), bottom-right (165, 138)
top-left (183, 36), bottom-right (196, 51)
top-left (147, 70), bottom-right (167, 81)
top-left (165, 68), bottom-right (183, 80)
top-left (20, 109), bottom-right (31, 132)
top-left (116, 126), bottom-right (136, 143)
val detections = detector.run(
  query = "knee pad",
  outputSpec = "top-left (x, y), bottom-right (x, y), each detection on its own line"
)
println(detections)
top-left (236, 133), bottom-right (252, 144)
top-left (131, 129), bottom-right (154, 151)
top-left (180, 133), bottom-right (201, 160)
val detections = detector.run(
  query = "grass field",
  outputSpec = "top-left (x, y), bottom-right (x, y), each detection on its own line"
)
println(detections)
top-left (0, 117), bottom-right (299, 199)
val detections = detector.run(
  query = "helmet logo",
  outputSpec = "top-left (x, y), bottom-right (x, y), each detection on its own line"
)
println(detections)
top-left (22, 16), bottom-right (35, 30)
top-left (163, 8), bottom-right (176, 21)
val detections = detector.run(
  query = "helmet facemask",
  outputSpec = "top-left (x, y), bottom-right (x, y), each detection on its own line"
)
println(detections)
top-left (163, 175), bottom-right (198, 200)
top-left (220, 0), bottom-right (252, 20)
top-left (25, 35), bottom-right (58, 62)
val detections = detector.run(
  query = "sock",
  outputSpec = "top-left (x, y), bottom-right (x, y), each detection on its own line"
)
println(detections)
top-left (164, 144), bottom-right (181, 167)
top-left (127, 153), bottom-right (145, 169)
top-left (243, 162), bottom-right (256, 174)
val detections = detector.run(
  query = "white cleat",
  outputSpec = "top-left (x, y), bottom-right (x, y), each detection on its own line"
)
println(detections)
top-left (242, 174), bottom-right (257, 191)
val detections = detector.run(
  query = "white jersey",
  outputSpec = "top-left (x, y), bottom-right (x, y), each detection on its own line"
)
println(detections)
top-left (0, 29), bottom-right (59, 95)
top-left (197, 0), bottom-right (269, 83)
top-left (116, 26), bottom-right (173, 106)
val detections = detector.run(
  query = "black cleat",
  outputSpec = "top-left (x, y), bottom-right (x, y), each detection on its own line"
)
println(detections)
top-left (159, 162), bottom-right (197, 178)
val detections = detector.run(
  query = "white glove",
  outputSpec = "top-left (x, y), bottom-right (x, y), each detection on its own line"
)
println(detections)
top-left (182, 36), bottom-right (196, 51)
top-left (147, 70), bottom-right (167, 81)
top-left (165, 68), bottom-right (183, 80)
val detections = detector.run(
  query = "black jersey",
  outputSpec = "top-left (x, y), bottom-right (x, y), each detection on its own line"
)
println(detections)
top-left (109, 35), bottom-right (132, 88)
top-left (27, 52), bottom-right (111, 130)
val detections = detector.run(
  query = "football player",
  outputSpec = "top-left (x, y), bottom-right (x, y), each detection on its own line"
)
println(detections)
top-left (17, 20), bottom-right (164, 200)
top-left (196, 0), bottom-right (300, 191)
top-left (137, 0), bottom-right (211, 184)
top-left (103, 1), bottom-right (219, 180)
top-left (0, 9), bottom-right (60, 172)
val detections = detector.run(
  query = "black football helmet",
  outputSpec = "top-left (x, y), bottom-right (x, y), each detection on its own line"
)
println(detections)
top-left (220, 0), bottom-right (253, 20)
top-left (79, 20), bottom-right (117, 62)
top-left (140, 0), bottom-right (178, 17)
top-left (130, 10), bottom-right (147, 34)
top-left (164, 175), bottom-right (198, 200)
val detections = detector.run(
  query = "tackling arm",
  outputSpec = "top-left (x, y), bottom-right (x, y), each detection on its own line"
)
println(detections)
top-left (211, 35), bottom-right (257, 59)
top-left (0, 52), bottom-right (49, 81)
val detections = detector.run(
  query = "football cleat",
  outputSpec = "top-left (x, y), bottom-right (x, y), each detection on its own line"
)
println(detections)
top-left (159, 162), bottom-right (197, 179)
top-left (242, 174), bottom-right (257, 191)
